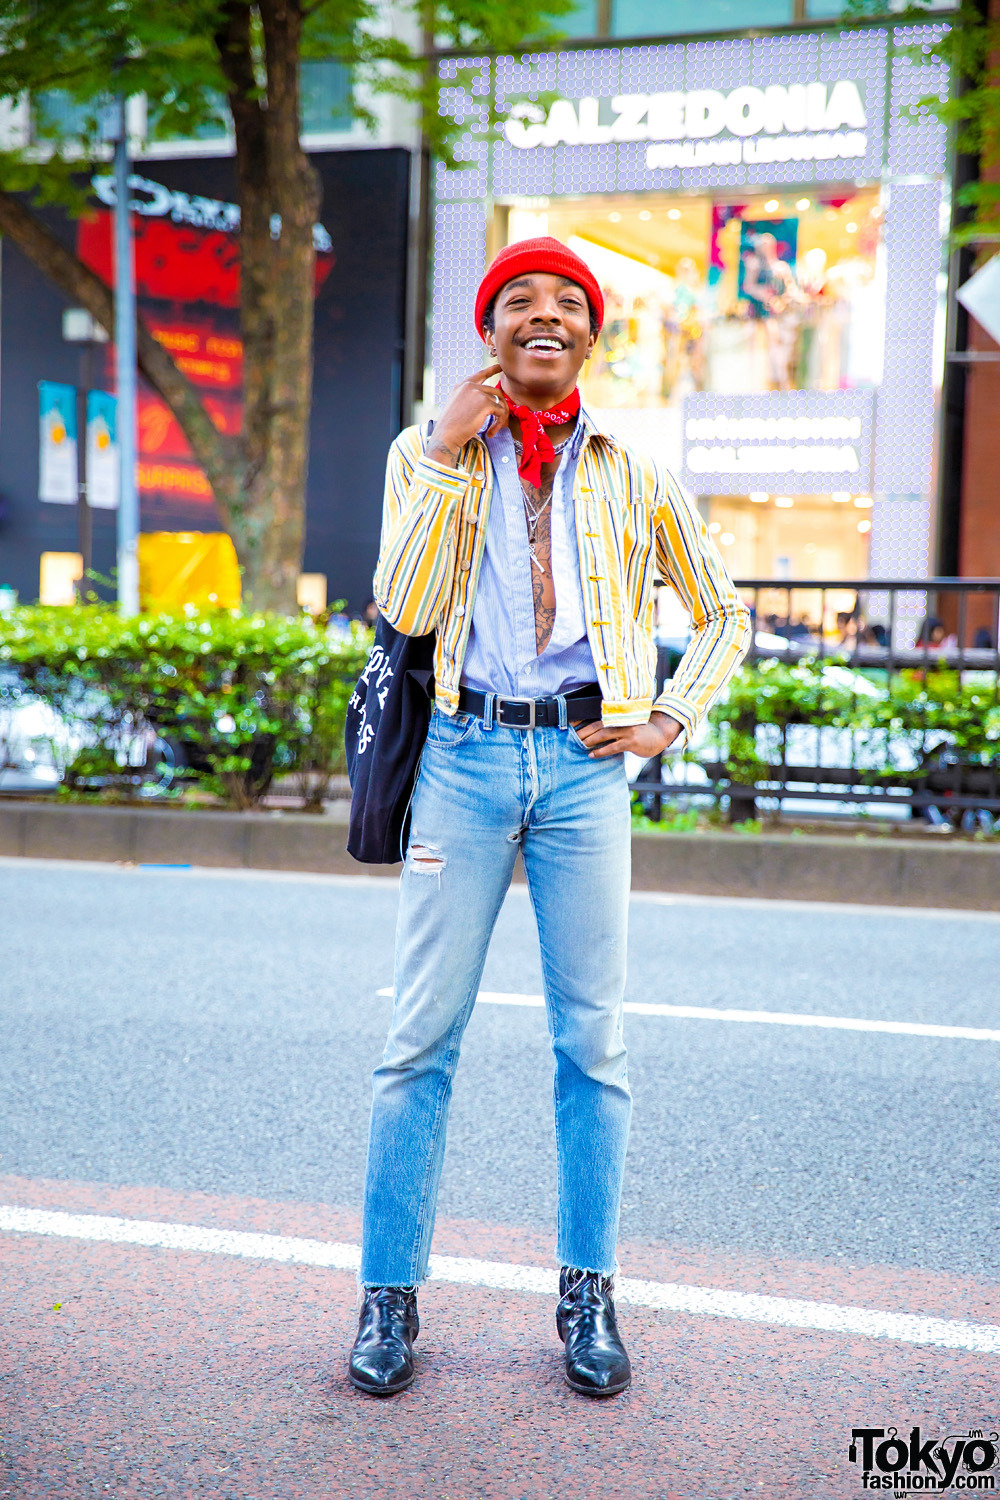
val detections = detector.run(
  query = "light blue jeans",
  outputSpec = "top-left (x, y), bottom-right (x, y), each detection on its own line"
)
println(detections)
top-left (359, 704), bottom-right (633, 1286)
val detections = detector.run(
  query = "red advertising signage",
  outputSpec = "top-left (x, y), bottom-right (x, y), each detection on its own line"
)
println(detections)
top-left (0, 148), bottom-right (410, 609)
top-left (76, 177), bottom-right (335, 507)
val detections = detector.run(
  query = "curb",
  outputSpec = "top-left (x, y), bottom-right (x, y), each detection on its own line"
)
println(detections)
top-left (1, 801), bottom-right (998, 911)
top-left (629, 828), bottom-right (1000, 911)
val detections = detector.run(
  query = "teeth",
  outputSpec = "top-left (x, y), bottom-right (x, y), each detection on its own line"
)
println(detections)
top-left (525, 339), bottom-right (563, 350)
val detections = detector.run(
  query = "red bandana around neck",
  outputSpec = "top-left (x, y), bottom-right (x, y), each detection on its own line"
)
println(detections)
top-left (499, 386), bottom-right (581, 487)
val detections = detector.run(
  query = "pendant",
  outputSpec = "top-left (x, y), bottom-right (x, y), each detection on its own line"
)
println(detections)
top-left (528, 543), bottom-right (546, 574)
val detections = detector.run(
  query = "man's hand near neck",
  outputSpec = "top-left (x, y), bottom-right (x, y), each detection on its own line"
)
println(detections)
top-left (424, 363), bottom-right (508, 470)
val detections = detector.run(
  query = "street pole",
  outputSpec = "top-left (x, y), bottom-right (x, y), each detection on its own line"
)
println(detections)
top-left (76, 378), bottom-right (92, 589)
top-left (113, 92), bottom-right (139, 614)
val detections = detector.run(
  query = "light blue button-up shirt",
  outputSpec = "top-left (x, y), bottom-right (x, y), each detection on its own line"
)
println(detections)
top-left (460, 414), bottom-right (598, 698)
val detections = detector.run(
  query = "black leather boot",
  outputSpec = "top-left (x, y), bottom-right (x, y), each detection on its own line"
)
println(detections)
top-left (556, 1266), bottom-right (632, 1396)
top-left (348, 1285), bottom-right (419, 1395)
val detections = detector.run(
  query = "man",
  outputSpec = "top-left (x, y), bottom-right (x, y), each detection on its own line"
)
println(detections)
top-left (349, 237), bottom-right (751, 1398)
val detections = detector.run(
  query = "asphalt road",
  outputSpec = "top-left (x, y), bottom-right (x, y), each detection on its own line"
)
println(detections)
top-left (2, 856), bottom-right (998, 1498)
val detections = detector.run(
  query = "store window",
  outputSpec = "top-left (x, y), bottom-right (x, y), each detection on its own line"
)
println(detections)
top-left (509, 190), bottom-right (884, 405)
top-left (704, 492), bottom-right (872, 594)
top-left (31, 91), bottom-right (94, 145)
top-left (806, 0), bottom-right (955, 11)
top-left (38, 552), bottom-right (83, 607)
top-left (505, 186), bottom-right (884, 592)
top-left (612, 0), bottom-right (792, 38)
top-left (301, 59), bottom-right (352, 134)
top-left (151, 59), bottom-right (352, 144)
top-left (558, 0), bottom-right (601, 36)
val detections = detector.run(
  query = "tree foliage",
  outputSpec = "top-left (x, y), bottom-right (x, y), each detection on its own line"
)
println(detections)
top-left (0, 601), bottom-right (370, 807)
top-left (846, 1), bottom-right (1000, 241)
top-left (0, 0), bottom-right (574, 182)
top-left (0, 0), bottom-right (574, 610)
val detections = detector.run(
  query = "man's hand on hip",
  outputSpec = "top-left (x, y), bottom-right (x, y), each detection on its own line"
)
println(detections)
top-left (573, 711), bottom-right (683, 760)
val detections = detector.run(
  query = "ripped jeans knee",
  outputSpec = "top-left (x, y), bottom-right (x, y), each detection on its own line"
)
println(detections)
top-left (409, 842), bottom-right (446, 876)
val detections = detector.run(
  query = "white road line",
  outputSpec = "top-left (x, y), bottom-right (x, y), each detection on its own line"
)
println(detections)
top-left (374, 988), bottom-right (1000, 1042)
top-left (2, 1205), bottom-right (998, 1354)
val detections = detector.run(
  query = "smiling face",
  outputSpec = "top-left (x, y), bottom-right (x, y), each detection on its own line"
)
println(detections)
top-left (483, 271), bottom-right (598, 408)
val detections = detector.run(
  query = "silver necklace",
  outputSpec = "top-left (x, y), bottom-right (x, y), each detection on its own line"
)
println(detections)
top-left (523, 495), bottom-right (551, 572)
top-left (512, 436), bottom-right (570, 460)
top-left (512, 438), bottom-right (566, 573)
top-left (512, 436), bottom-right (567, 574)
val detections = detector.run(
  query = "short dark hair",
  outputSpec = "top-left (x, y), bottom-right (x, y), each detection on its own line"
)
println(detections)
top-left (480, 288), bottom-right (600, 338)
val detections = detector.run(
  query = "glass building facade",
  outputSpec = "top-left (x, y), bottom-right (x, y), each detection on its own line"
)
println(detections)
top-left (32, 59), bottom-right (353, 148)
top-left (430, 16), bottom-right (953, 633)
top-left (560, 0), bottom-right (954, 35)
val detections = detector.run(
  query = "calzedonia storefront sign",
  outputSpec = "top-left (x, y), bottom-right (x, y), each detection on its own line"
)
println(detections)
top-left (504, 80), bottom-right (868, 170)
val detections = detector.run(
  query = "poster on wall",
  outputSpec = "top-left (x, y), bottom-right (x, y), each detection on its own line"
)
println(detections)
top-left (38, 381), bottom-right (78, 504)
top-left (85, 390), bottom-right (119, 510)
top-left (0, 148), bottom-right (409, 608)
top-left (75, 176), bottom-right (336, 516)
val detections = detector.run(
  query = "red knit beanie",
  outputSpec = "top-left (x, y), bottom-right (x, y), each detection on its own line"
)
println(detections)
top-left (474, 236), bottom-right (604, 339)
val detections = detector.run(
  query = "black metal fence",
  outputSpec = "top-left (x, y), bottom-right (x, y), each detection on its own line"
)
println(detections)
top-left (631, 578), bottom-right (1000, 828)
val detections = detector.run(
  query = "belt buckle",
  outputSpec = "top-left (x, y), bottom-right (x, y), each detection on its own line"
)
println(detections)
top-left (498, 695), bottom-right (536, 729)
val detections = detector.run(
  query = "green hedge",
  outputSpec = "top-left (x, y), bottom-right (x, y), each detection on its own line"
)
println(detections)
top-left (0, 606), bottom-right (370, 808)
top-left (5, 615), bottom-right (998, 811)
top-left (705, 656), bottom-right (1000, 787)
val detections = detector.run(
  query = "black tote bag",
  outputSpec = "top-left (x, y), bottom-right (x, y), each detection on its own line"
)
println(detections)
top-left (344, 614), bottom-right (435, 864)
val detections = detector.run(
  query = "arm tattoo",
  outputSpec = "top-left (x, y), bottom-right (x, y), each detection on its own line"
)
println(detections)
top-left (425, 438), bottom-right (461, 468)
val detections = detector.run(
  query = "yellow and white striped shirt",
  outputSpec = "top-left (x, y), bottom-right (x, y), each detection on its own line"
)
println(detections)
top-left (374, 408), bottom-right (751, 736)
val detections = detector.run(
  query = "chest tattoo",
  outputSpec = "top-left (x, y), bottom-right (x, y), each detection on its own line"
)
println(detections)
top-left (521, 465), bottom-right (557, 655)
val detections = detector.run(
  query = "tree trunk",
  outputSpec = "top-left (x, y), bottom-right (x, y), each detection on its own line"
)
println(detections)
top-left (218, 0), bottom-right (320, 613)
top-left (1, 0), bottom-right (323, 615)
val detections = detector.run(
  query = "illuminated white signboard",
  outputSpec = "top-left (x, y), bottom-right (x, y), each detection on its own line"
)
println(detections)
top-left (505, 80), bottom-right (867, 169)
top-left (680, 392), bottom-right (875, 494)
top-left (92, 172), bottom-right (333, 251)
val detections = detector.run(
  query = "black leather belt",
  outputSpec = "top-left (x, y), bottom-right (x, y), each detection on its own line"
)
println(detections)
top-left (457, 683), bottom-right (603, 729)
